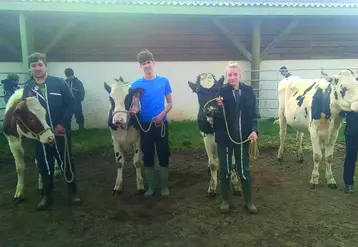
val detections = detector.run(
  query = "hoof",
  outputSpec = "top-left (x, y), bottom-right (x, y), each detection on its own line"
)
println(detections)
top-left (309, 183), bottom-right (316, 189)
top-left (232, 190), bottom-right (241, 196)
top-left (297, 158), bottom-right (304, 163)
top-left (137, 189), bottom-right (146, 195)
top-left (12, 196), bottom-right (24, 204)
top-left (328, 183), bottom-right (337, 189)
top-left (277, 157), bottom-right (283, 163)
top-left (207, 192), bottom-right (216, 197)
top-left (112, 189), bottom-right (123, 195)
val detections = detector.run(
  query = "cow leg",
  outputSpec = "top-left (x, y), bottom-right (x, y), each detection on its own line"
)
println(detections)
top-left (296, 132), bottom-right (304, 163)
top-left (54, 159), bottom-right (62, 179)
top-left (309, 132), bottom-right (322, 189)
top-left (133, 136), bottom-right (145, 194)
top-left (277, 114), bottom-right (287, 162)
top-left (324, 125), bottom-right (340, 189)
top-left (8, 137), bottom-right (26, 203)
top-left (230, 154), bottom-right (242, 196)
top-left (112, 140), bottom-right (125, 195)
top-left (202, 132), bottom-right (218, 197)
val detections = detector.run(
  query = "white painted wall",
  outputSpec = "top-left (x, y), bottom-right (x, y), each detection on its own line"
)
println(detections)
top-left (1, 59), bottom-right (357, 129)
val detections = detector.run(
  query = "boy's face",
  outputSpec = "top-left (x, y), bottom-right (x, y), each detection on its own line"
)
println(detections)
top-left (226, 67), bottom-right (241, 87)
top-left (280, 69), bottom-right (288, 76)
top-left (30, 60), bottom-right (47, 79)
top-left (140, 60), bottom-right (155, 75)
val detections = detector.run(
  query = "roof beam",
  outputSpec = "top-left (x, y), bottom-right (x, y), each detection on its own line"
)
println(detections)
top-left (1, 3), bottom-right (357, 16)
top-left (260, 19), bottom-right (299, 60)
top-left (212, 18), bottom-right (252, 62)
top-left (42, 21), bottom-right (78, 54)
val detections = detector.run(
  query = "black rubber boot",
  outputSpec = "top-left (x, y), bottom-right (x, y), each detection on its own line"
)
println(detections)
top-left (220, 178), bottom-right (230, 213)
top-left (37, 172), bottom-right (53, 211)
top-left (241, 175), bottom-right (258, 214)
top-left (68, 182), bottom-right (82, 206)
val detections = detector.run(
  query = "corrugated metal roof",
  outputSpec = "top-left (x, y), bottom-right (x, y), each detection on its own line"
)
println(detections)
top-left (20, 0), bottom-right (358, 7)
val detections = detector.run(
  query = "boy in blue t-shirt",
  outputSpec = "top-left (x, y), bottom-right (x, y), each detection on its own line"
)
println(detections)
top-left (129, 49), bottom-right (173, 197)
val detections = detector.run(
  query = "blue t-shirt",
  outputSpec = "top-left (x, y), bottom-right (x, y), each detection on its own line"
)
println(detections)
top-left (130, 75), bottom-right (172, 123)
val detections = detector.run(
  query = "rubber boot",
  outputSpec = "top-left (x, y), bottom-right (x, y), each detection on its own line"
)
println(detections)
top-left (37, 172), bottom-right (53, 211)
top-left (241, 176), bottom-right (258, 214)
top-left (160, 166), bottom-right (170, 196)
top-left (220, 178), bottom-right (230, 213)
top-left (144, 167), bottom-right (156, 197)
top-left (68, 182), bottom-right (82, 206)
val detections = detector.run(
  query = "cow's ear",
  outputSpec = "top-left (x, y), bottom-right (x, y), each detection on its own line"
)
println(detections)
top-left (321, 71), bottom-right (333, 83)
top-left (188, 81), bottom-right (197, 93)
top-left (104, 82), bottom-right (111, 94)
top-left (217, 75), bottom-right (225, 86)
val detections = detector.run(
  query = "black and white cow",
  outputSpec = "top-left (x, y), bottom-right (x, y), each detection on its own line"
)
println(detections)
top-left (277, 69), bottom-right (358, 189)
top-left (104, 77), bottom-right (145, 194)
top-left (188, 72), bottom-right (242, 197)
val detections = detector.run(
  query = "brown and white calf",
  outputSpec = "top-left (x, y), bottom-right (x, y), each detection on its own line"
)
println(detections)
top-left (2, 89), bottom-right (56, 202)
top-left (104, 77), bottom-right (145, 194)
top-left (277, 69), bottom-right (358, 189)
top-left (188, 72), bottom-right (241, 197)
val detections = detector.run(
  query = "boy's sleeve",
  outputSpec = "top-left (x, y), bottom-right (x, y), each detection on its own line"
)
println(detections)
top-left (165, 78), bottom-right (172, 95)
top-left (250, 87), bottom-right (260, 134)
top-left (59, 79), bottom-right (75, 127)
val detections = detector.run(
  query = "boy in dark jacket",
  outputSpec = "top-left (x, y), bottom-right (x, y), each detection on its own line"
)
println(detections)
top-left (22, 53), bottom-right (81, 210)
top-left (1, 73), bottom-right (20, 104)
top-left (213, 62), bottom-right (260, 214)
top-left (64, 68), bottom-right (85, 130)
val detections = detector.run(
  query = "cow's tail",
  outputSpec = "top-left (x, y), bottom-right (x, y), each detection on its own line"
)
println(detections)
top-left (273, 118), bottom-right (280, 124)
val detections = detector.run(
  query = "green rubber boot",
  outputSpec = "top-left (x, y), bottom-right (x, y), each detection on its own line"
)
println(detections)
top-left (160, 166), bottom-right (170, 196)
top-left (37, 172), bottom-right (53, 211)
top-left (144, 167), bottom-right (156, 197)
top-left (220, 178), bottom-right (230, 213)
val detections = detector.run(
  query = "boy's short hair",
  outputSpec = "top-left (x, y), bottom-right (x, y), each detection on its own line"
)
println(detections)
top-left (28, 52), bottom-right (47, 67)
top-left (65, 68), bottom-right (74, 77)
top-left (137, 49), bottom-right (154, 64)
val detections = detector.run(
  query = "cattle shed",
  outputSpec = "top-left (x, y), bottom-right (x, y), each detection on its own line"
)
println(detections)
top-left (1, 0), bottom-right (358, 128)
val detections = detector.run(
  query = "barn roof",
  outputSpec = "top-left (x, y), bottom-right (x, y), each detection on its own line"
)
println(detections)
top-left (18, 0), bottom-right (358, 8)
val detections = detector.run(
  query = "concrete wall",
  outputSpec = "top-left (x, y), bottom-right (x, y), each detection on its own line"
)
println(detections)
top-left (1, 59), bottom-right (357, 129)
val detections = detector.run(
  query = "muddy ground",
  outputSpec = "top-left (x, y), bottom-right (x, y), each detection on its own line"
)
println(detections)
top-left (0, 147), bottom-right (357, 247)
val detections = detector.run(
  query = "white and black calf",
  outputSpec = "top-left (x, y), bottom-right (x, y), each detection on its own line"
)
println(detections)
top-left (104, 77), bottom-right (145, 194)
top-left (188, 72), bottom-right (242, 197)
top-left (277, 69), bottom-right (358, 189)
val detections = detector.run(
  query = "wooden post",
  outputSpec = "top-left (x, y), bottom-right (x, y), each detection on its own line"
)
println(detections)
top-left (251, 19), bottom-right (261, 101)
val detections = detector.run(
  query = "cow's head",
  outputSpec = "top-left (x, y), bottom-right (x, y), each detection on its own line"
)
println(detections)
top-left (324, 69), bottom-right (358, 112)
top-left (14, 96), bottom-right (55, 144)
top-left (188, 73), bottom-right (225, 122)
top-left (104, 77), bottom-right (144, 128)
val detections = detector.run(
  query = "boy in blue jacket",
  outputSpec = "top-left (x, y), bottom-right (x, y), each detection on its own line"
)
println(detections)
top-left (22, 52), bottom-right (81, 210)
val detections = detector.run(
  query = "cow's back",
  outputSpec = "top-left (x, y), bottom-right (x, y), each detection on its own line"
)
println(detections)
top-left (279, 78), bottom-right (329, 133)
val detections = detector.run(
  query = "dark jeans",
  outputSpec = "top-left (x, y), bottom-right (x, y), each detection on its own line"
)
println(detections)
top-left (35, 130), bottom-right (75, 181)
top-left (343, 135), bottom-right (358, 186)
top-left (217, 142), bottom-right (252, 202)
top-left (73, 101), bottom-right (84, 126)
top-left (140, 121), bottom-right (170, 167)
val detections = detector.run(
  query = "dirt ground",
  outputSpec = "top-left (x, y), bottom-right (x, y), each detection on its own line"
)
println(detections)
top-left (0, 147), bottom-right (357, 247)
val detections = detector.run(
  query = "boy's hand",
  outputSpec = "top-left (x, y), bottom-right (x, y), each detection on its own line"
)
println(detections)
top-left (216, 97), bottom-right (223, 106)
top-left (248, 131), bottom-right (257, 143)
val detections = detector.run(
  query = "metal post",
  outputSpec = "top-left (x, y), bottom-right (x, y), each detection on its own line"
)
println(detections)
top-left (251, 19), bottom-right (261, 100)
top-left (19, 12), bottom-right (29, 77)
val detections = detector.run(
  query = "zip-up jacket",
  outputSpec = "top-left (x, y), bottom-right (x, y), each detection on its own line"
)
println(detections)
top-left (22, 75), bottom-right (75, 128)
top-left (212, 82), bottom-right (260, 145)
top-left (65, 77), bottom-right (85, 103)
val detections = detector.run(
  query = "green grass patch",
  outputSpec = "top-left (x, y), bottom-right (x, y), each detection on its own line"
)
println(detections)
top-left (0, 119), bottom-right (347, 164)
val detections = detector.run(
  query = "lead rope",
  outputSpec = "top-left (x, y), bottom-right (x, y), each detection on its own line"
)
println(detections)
top-left (15, 117), bottom-right (75, 183)
top-left (203, 98), bottom-right (259, 180)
